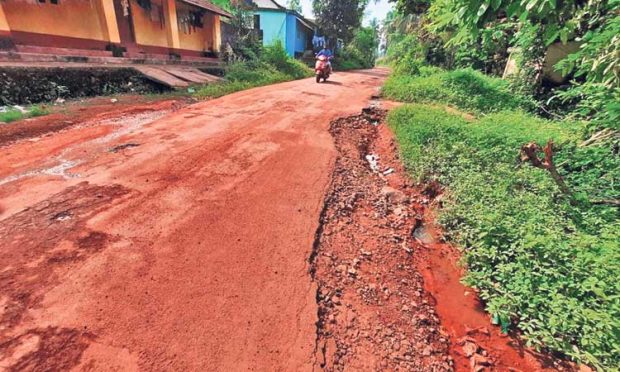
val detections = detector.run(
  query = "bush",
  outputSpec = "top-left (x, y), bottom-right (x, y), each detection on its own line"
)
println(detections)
top-left (555, 83), bottom-right (620, 130)
top-left (0, 105), bottom-right (49, 123)
top-left (194, 41), bottom-right (312, 99)
top-left (0, 109), bottom-right (24, 123)
top-left (26, 105), bottom-right (49, 118)
top-left (334, 26), bottom-right (380, 71)
top-left (384, 34), bottom-right (425, 70)
top-left (393, 54), bottom-right (424, 75)
top-left (193, 80), bottom-right (254, 99)
top-left (334, 46), bottom-right (367, 70)
top-left (194, 62), bottom-right (288, 99)
top-left (417, 65), bottom-right (443, 76)
top-left (260, 41), bottom-right (312, 79)
top-left (388, 104), bottom-right (620, 369)
top-left (225, 61), bottom-right (288, 84)
top-left (383, 68), bottom-right (535, 113)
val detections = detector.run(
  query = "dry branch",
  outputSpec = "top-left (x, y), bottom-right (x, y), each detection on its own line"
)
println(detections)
top-left (520, 140), bottom-right (620, 207)
top-left (580, 128), bottom-right (620, 147)
top-left (592, 199), bottom-right (620, 207)
top-left (520, 140), bottom-right (574, 198)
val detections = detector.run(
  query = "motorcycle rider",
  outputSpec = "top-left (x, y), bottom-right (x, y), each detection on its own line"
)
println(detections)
top-left (316, 45), bottom-right (333, 74)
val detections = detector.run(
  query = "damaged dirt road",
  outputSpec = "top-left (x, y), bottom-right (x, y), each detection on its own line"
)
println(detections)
top-left (0, 69), bottom-right (402, 371)
top-left (1, 69), bottom-right (551, 371)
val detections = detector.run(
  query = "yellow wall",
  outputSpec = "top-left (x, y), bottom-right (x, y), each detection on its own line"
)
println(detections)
top-left (0, 4), bottom-right (11, 33)
top-left (3, 1), bottom-right (106, 41)
top-left (95, 0), bottom-right (121, 44)
top-left (177, 4), bottom-right (212, 52)
top-left (131, 0), bottom-right (169, 48)
top-left (0, 0), bottom-right (221, 53)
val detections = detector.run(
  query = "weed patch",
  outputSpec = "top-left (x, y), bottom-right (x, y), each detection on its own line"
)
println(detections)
top-left (382, 68), bottom-right (534, 114)
top-left (0, 106), bottom-right (50, 123)
top-left (0, 110), bottom-right (24, 123)
top-left (388, 104), bottom-right (620, 369)
top-left (194, 42), bottom-right (312, 99)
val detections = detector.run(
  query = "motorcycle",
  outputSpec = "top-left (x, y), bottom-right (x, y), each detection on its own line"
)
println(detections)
top-left (315, 55), bottom-right (332, 83)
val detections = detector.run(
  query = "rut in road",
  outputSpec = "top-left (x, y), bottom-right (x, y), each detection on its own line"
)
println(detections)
top-left (310, 107), bottom-right (452, 371)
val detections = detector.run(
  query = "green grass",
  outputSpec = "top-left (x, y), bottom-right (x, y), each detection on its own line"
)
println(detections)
top-left (0, 110), bottom-right (24, 123)
top-left (382, 68), bottom-right (535, 114)
top-left (0, 105), bottom-right (49, 123)
top-left (193, 63), bottom-right (298, 99)
top-left (388, 104), bottom-right (620, 369)
top-left (193, 81), bottom-right (255, 99)
top-left (334, 60), bottom-right (366, 71)
top-left (194, 42), bottom-right (312, 99)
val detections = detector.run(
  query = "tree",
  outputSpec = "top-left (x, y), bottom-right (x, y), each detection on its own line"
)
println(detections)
top-left (210, 0), bottom-right (232, 12)
top-left (349, 24), bottom-right (380, 67)
top-left (221, 1), bottom-right (262, 61)
top-left (312, 0), bottom-right (369, 44)
top-left (388, 0), bottom-right (430, 15)
top-left (287, 0), bottom-right (302, 13)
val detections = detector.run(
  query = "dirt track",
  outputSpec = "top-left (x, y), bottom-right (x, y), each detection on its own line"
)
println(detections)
top-left (0, 70), bottom-right (389, 370)
top-left (0, 69), bottom-right (562, 371)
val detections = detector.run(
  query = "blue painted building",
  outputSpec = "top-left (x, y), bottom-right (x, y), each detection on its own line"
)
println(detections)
top-left (252, 0), bottom-right (315, 57)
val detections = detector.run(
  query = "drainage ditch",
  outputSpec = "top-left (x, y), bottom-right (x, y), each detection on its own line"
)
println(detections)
top-left (309, 107), bottom-right (452, 371)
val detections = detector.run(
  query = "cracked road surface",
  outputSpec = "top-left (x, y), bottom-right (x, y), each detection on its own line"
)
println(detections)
top-left (0, 70), bottom-right (388, 370)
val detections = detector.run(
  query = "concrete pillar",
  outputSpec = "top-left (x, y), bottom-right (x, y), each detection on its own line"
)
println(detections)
top-left (212, 15), bottom-right (221, 52)
top-left (164, 0), bottom-right (180, 50)
top-left (96, 0), bottom-right (121, 44)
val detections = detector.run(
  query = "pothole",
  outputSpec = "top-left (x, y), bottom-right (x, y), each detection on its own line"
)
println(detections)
top-left (109, 143), bottom-right (141, 153)
top-left (310, 107), bottom-right (452, 371)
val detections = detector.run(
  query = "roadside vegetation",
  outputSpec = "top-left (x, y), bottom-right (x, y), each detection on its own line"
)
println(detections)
top-left (334, 25), bottom-right (380, 70)
top-left (383, 67), bottom-right (535, 113)
top-left (384, 0), bottom-right (619, 369)
top-left (194, 2), bottom-right (313, 99)
top-left (313, 0), bottom-right (378, 70)
top-left (0, 105), bottom-right (49, 123)
top-left (194, 42), bottom-right (312, 99)
top-left (310, 0), bottom-right (381, 70)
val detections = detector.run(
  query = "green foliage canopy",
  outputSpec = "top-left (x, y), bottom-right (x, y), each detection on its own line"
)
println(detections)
top-left (427, 0), bottom-right (619, 87)
top-left (312, 0), bottom-right (369, 43)
top-left (287, 0), bottom-right (303, 13)
top-left (388, 0), bottom-right (431, 14)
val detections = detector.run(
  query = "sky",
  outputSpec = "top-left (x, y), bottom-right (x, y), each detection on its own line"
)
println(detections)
top-left (298, 0), bottom-right (394, 25)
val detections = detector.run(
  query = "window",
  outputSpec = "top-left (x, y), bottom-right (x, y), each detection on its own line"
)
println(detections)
top-left (253, 15), bottom-right (261, 30)
top-left (177, 9), bottom-right (205, 34)
top-left (190, 11), bottom-right (205, 28)
top-left (38, 0), bottom-right (60, 4)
